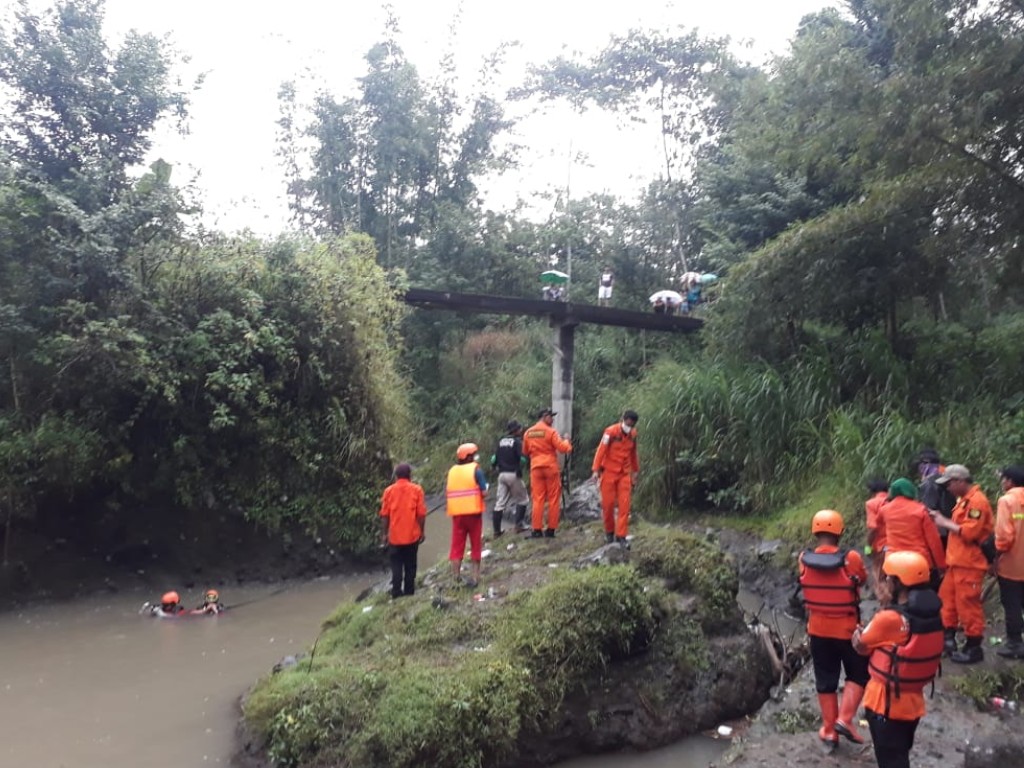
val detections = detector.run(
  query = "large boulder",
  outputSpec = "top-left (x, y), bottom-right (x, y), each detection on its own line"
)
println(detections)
top-left (238, 523), bottom-right (774, 768)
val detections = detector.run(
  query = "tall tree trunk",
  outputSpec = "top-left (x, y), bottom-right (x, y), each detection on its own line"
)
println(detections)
top-left (6, 356), bottom-right (19, 567)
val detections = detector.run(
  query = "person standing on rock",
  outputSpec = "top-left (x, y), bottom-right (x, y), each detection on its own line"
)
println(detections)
top-left (590, 410), bottom-right (640, 546)
top-left (929, 464), bottom-right (994, 664)
top-left (447, 443), bottom-right (488, 588)
top-left (995, 465), bottom-right (1024, 659)
top-left (853, 550), bottom-right (944, 768)
top-left (798, 510), bottom-right (869, 752)
top-left (878, 478), bottom-right (946, 588)
top-left (379, 462), bottom-right (427, 598)
top-left (491, 420), bottom-right (530, 536)
top-left (522, 408), bottom-right (572, 538)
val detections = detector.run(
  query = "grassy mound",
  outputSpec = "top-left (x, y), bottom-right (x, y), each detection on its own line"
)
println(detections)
top-left (242, 525), bottom-right (748, 768)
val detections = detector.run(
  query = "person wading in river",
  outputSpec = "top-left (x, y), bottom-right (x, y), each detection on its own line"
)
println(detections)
top-left (853, 550), bottom-right (944, 768)
top-left (798, 510), bottom-right (869, 752)
top-left (447, 443), bottom-right (488, 588)
top-left (192, 588), bottom-right (226, 615)
top-left (590, 409), bottom-right (640, 547)
top-left (522, 408), bottom-right (572, 538)
top-left (379, 462), bottom-right (428, 599)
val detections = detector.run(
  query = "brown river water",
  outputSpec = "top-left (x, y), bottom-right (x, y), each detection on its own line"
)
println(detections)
top-left (0, 511), bottom-right (734, 768)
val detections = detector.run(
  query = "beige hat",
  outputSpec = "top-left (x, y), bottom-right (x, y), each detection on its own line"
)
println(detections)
top-left (935, 464), bottom-right (971, 485)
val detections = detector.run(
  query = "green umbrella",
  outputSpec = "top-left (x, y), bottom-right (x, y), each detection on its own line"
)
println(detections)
top-left (540, 270), bottom-right (570, 285)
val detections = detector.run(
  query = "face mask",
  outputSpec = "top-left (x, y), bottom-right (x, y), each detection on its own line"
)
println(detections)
top-left (621, 423), bottom-right (632, 434)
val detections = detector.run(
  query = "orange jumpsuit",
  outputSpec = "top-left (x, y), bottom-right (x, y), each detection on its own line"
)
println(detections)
top-left (591, 423), bottom-right (639, 538)
top-left (879, 496), bottom-right (946, 571)
top-left (865, 491), bottom-right (888, 589)
top-left (522, 419), bottom-right (572, 531)
top-left (995, 486), bottom-right (1024, 580)
top-left (939, 484), bottom-right (993, 638)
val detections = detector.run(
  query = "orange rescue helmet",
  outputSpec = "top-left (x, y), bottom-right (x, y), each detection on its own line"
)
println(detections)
top-left (883, 550), bottom-right (930, 587)
top-left (204, 589), bottom-right (220, 603)
top-left (161, 591), bottom-right (180, 606)
top-left (811, 509), bottom-right (844, 536)
top-left (456, 443), bottom-right (479, 461)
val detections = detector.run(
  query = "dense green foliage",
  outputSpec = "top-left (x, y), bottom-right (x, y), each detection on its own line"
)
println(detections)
top-left (5, 0), bottom-right (1024, 574)
top-left (0, 2), bottom-right (408, 565)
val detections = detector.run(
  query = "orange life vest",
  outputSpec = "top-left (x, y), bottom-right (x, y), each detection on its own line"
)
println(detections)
top-left (798, 548), bottom-right (860, 619)
top-left (446, 463), bottom-right (484, 516)
top-left (868, 596), bottom-right (944, 717)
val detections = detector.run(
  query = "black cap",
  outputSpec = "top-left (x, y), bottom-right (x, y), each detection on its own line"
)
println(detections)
top-left (537, 407), bottom-right (557, 419)
top-left (506, 420), bottom-right (522, 433)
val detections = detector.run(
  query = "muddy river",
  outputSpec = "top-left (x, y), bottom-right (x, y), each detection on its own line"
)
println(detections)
top-left (0, 512), bottom-right (737, 768)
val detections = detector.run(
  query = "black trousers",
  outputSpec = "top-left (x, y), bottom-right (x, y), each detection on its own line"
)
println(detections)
top-left (866, 709), bottom-right (918, 768)
top-left (999, 576), bottom-right (1024, 640)
top-left (810, 634), bottom-right (870, 692)
top-left (389, 543), bottom-right (419, 597)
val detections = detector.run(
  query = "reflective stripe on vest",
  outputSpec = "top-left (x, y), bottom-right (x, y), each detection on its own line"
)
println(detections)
top-left (799, 548), bottom-right (860, 619)
top-left (447, 463), bottom-right (484, 516)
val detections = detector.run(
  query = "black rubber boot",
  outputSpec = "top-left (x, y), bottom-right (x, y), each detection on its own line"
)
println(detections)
top-left (514, 505), bottom-right (528, 533)
top-left (544, 528), bottom-right (556, 538)
top-left (951, 637), bottom-right (984, 664)
top-left (491, 508), bottom-right (504, 537)
top-left (605, 532), bottom-right (615, 544)
top-left (943, 628), bottom-right (958, 657)
top-left (997, 638), bottom-right (1024, 659)
top-left (531, 529), bottom-right (543, 539)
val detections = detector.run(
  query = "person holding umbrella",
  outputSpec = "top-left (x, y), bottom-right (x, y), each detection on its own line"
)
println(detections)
top-left (541, 270), bottom-right (569, 301)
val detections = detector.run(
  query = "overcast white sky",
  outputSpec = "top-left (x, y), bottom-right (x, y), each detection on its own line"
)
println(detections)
top-left (99, 0), bottom-right (834, 234)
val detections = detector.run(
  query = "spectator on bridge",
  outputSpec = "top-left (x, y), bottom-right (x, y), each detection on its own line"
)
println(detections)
top-left (652, 296), bottom-right (666, 314)
top-left (685, 284), bottom-right (702, 313)
top-left (598, 267), bottom-right (614, 306)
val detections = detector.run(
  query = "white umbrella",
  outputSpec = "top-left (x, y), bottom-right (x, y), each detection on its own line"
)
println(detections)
top-left (649, 290), bottom-right (684, 304)
top-left (680, 271), bottom-right (701, 286)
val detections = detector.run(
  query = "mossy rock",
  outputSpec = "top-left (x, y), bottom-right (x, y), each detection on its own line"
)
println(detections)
top-left (240, 522), bottom-right (773, 768)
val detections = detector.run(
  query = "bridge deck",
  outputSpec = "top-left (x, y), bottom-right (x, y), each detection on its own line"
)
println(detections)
top-left (404, 288), bottom-right (703, 332)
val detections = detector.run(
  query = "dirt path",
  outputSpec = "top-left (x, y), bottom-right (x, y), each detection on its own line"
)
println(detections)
top-left (708, 525), bottom-right (1021, 768)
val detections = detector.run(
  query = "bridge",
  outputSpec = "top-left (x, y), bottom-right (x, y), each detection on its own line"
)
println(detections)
top-left (404, 288), bottom-right (703, 440)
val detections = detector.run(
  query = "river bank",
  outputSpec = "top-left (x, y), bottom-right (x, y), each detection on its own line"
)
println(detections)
top-left (709, 524), bottom-right (1024, 768)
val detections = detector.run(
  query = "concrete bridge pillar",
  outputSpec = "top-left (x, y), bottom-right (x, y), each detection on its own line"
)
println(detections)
top-left (551, 319), bottom-right (577, 445)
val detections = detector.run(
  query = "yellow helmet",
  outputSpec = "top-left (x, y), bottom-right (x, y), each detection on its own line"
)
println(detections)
top-left (811, 509), bottom-right (844, 536)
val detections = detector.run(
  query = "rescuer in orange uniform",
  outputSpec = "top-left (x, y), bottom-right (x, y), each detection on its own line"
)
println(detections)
top-left (878, 478), bottom-right (946, 585)
top-left (995, 465), bottom-right (1024, 659)
top-left (447, 443), bottom-right (488, 588)
top-left (522, 408), bottom-right (572, 538)
top-left (864, 478), bottom-right (889, 593)
top-left (929, 464), bottom-right (994, 664)
top-left (798, 510), bottom-right (868, 751)
top-left (379, 462), bottom-right (428, 599)
top-left (590, 410), bottom-right (640, 546)
top-left (852, 550), bottom-right (944, 768)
